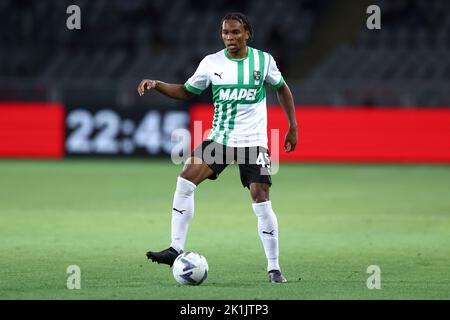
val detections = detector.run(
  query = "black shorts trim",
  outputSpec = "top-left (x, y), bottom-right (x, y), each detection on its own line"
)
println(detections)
top-left (191, 140), bottom-right (272, 189)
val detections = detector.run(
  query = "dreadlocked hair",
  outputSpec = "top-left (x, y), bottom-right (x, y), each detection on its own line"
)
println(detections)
top-left (221, 12), bottom-right (254, 41)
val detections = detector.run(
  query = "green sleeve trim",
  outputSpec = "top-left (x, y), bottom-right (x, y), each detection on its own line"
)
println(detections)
top-left (271, 76), bottom-right (285, 89)
top-left (184, 81), bottom-right (203, 95)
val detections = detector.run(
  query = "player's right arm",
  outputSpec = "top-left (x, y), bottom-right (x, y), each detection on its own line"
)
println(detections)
top-left (137, 80), bottom-right (194, 100)
top-left (139, 56), bottom-right (210, 100)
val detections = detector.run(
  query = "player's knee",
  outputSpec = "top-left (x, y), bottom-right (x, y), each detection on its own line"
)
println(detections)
top-left (251, 186), bottom-right (270, 203)
top-left (253, 194), bottom-right (269, 203)
top-left (179, 169), bottom-right (197, 185)
top-left (180, 157), bottom-right (210, 185)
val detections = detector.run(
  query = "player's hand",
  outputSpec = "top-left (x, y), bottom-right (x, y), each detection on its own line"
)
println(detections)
top-left (137, 79), bottom-right (157, 96)
top-left (284, 126), bottom-right (298, 152)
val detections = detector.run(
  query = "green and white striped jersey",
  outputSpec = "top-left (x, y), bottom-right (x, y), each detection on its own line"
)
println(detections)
top-left (184, 47), bottom-right (284, 148)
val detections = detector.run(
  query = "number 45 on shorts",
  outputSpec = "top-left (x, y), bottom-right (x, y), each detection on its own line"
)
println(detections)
top-left (256, 152), bottom-right (271, 168)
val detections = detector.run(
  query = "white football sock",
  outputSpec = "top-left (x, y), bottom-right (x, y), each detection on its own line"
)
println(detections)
top-left (252, 200), bottom-right (280, 272)
top-left (170, 176), bottom-right (196, 253)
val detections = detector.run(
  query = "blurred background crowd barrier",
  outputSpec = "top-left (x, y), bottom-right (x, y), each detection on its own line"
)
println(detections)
top-left (0, 0), bottom-right (449, 160)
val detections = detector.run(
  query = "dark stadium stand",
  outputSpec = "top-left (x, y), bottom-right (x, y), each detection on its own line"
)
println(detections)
top-left (0, 0), bottom-right (448, 106)
top-left (298, 0), bottom-right (450, 106)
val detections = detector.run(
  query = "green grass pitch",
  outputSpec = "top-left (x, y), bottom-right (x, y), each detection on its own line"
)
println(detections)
top-left (0, 160), bottom-right (449, 300)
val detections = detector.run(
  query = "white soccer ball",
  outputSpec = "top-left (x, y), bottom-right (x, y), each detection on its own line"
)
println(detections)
top-left (172, 251), bottom-right (209, 285)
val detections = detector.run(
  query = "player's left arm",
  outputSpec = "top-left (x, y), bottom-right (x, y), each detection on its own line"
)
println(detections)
top-left (276, 82), bottom-right (298, 152)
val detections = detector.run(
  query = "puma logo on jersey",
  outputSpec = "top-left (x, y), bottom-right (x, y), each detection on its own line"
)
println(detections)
top-left (219, 88), bottom-right (257, 101)
top-left (214, 72), bottom-right (223, 79)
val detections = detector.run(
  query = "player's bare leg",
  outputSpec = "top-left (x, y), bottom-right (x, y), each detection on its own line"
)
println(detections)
top-left (146, 157), bottom-right (214, 266)
top-left (250, 182), bottom-right (287, 283)
top-left (179, 157), bottom-right (215, 185)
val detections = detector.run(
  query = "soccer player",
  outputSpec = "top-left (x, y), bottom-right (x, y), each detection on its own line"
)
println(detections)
top-left (137, 12), bottom-right (297, 283)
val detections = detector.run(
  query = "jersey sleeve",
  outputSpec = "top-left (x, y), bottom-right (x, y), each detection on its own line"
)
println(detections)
top-left (264, 55), bottom-right (285, 89)
top-left (184, 57), bottom-right (211, 95)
